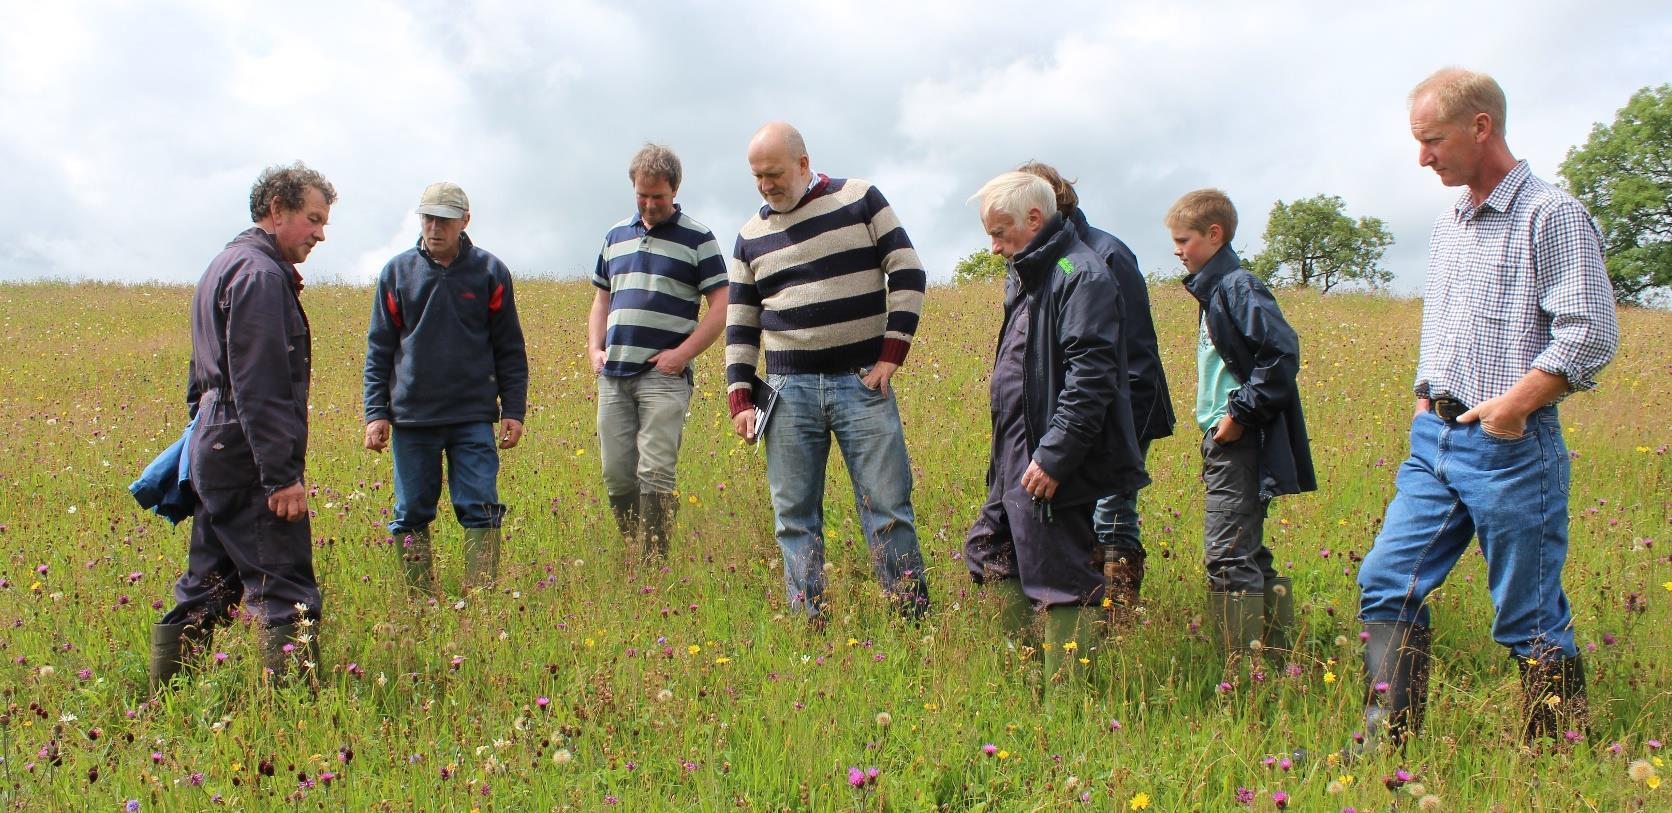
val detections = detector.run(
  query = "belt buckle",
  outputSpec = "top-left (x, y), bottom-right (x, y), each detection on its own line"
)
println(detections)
top-left (1432, 397), bottom-right (1466, 422)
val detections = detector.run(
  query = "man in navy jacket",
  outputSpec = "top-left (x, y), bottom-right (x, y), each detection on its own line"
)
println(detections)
top-left (363, 182), bottom-right (529, 596)
top-left (151, 162), bottom-right (335, 692)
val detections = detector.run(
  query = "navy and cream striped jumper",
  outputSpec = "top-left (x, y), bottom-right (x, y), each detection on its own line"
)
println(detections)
top-left (725, 175), bottom-right (927, 415)
top-left (593, 205), bottom-right (728, 377)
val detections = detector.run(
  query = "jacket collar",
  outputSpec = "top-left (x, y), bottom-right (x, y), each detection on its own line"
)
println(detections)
top-left (235, 227), bottom-right (303, 293)
top-left (1010, 213), bottom-right (1074, 293)
top-left (1181, 244), bottom-right (1241, 305)
top-left (416, 231), bottom-right (475, 266)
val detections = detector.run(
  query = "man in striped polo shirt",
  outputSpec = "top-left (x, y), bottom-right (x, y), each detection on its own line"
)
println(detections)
top-left (726, 121), bottom-right (930, 623)
top-left (588, 144), bottom-right (729, 558)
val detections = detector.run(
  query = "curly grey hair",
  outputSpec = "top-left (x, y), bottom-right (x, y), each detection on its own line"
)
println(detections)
top-left (248, 161), bottom-right (338, 222)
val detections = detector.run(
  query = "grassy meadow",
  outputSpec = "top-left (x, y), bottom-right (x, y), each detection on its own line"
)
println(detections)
top-left (0, 278), bottom-right (1667, 812)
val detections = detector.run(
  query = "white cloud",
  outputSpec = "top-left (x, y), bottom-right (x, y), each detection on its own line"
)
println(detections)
top-left (0, 0), bottom-right (1667, 297)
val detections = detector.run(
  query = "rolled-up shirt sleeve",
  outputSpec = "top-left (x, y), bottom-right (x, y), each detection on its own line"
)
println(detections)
top-left (1530, 201), bottom-right (1619, 391)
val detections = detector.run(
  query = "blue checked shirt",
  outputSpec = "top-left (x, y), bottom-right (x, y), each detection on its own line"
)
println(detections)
top-left (1415, 161), bottom-right (1619, 409)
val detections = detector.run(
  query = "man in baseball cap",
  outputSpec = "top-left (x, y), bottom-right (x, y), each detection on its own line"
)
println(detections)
top-left (362, 182), bottom-right (529, 597)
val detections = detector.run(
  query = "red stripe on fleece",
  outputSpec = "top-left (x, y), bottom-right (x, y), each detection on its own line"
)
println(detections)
top-left (385, 291), bottom-right (403, 329)
top-left (489, 283), bottom-right (505, 313)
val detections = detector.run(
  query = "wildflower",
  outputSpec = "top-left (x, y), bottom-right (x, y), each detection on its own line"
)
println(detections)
top-left (125, 802), bottom-right (140, 813)
top-left (875, 712), bottom-right (892, 727)
top-left (1217, 682), bottom-right (1233, 694)
top-left (1128, 791), bottom-right (1151, 810)
top-left (1628, 760), bottom-right (1655, 781)
top-left (866, 767), bottom-right (879, 782)
top-left (1271, 790), bottom-right (1289, 809)
top-left (1235, 786), bottom-right (1256, 804)
top-left (997, 751), bottom-right (1010, 760)
top-left (715, 657), bottom-right (731, 664)
top-left (552, 749), bottom-right (572, 765)
top-left (1327, 780), bottom-right (1344, 794)
top-left (848, 767), bottom-right (865, 788)
top-left (1650, 739), bottom-right (1664, 749)
top-left (982, 744), bottom-right (997, 756)
top-left (656, 689), bottom-right (673, 703)
top-left (1650, 775), bottom-right (1663, 789)
top-left (1062, 641), bottom-right (1078, 653)
top-left (536, 696), bottom-right (550, 709)
top-left (1406, 782), bottom-right (1427, 796)
top-left (687, 644), bottom-right (700, 655)
top-left (1109, 719), bottom-right (1122, 731)
top-left (1418, 795), bottom-right (1443, 811)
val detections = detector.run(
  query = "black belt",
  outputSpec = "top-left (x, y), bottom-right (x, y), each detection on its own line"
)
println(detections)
top-left (1430, 397), bottom-right (1467, 422)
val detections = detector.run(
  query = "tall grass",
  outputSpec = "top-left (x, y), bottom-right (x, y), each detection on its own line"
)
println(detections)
top-left (0, 279), bottom-right (1666, 811)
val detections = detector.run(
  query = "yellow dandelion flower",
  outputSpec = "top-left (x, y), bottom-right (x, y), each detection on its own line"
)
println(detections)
top-left (1325, 751), bottom-right (1341, 767)
top-left (1337, 518), bottom-right (1348, 526)
top-left (1650, 775), bottom-right (1662, 790)
top-left (714, 656), bottom-right (731, 664)
top-left (584, 638), bottom-right (595, 648)
top-left (688, 495), bottom-right (698, 505)
top-left (574, 448), bottom-right (585, 456)
top-left (847, 637), bottom-right (859, 647)
top-left (1079, 658), bottom-right (1090, 665)
top-left (1062, 641), bottom-right (1078, 653)
top-left (1654, 756), bottom-right (1665, 767)
top-left (1102, 597), bottom-right (1113, 608)
top-left (1129, 791), bottom-right (1151, 810)
top-left (1323, 670), bottom-right (1337, 684)
top-left (686, 644), bottom-right (700, 655)
top-left (997, 750), bottom-right (1009, 760)
top-left (1663, 581), bottom-right (1672, 594)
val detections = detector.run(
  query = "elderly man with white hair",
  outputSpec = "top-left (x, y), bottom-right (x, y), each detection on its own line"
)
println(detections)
top-left (962, 171), bottom-right (1148, 688)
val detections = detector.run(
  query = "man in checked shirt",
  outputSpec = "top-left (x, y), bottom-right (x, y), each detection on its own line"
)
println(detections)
top-left (1353, 68), bottom-right (1620, 750)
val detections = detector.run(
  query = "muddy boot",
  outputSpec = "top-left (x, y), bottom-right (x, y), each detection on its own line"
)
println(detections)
top-left (148, 622), bottom-right (212, 693)
top-left (1519, 654), bottom-right (1587, 744)
top-left (463, 528), bottom-right (502, 590)
top-left (1207, 590), bottom-right (1267, 661)
top-left (1263, 576), bottom-right (1296, 657)
top-left (261, 621), bottom-right (321, 689)
top-left (396, 526), bottom-right (435, 596)
top-left (990, 578), bottom-right (1034, 643)
top-left (1100, 546), bottom-right (1146, 621)
top-left (639, 491), bottom-right (677, 558)
top-left (1360, 621), bottom-right (1431, 753)
top-left (608, 493), bottom-right (640, 548)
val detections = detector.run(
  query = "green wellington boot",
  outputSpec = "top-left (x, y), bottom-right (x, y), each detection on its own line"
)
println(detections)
top-left (608, 493), bottom-right (640, 549)
top-left (396, 527), bottom-right (435, 596)
top-left (148, 622), bottom-right (212, 693)
top-left (1207, 590), bottom-right (1268, 661)
top-left (1263, 576), bottom-right (1296, 656)
top-left (260, 621), bottom-right (322, 689)
top-left (638, 491), bottom-right (679, 558)
top-left (1042, 606), bottom-right (1100, 681)
top-left (463, 528), bottom-right (502, 590)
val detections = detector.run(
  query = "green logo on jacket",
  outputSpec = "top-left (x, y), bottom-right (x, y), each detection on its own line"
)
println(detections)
top-left (1057, 257), bottom-right (1076, 275)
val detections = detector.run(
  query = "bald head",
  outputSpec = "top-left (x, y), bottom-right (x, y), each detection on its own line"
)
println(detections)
top-left (748, 121), bottom-right (814, 213)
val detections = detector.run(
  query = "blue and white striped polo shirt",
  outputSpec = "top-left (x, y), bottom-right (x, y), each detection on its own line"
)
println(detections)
top-left (593, 205), bottom-right (728, 377)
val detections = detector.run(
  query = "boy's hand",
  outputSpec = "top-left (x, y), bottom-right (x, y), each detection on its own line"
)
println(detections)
top-left (1212, 414), bottom-right (1244, 444)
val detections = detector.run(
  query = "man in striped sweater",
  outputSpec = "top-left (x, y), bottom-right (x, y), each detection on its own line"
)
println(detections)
top-left (726, 121), bottom-right (930, 623)
top-left (589, 144), bottom-right (729, 558)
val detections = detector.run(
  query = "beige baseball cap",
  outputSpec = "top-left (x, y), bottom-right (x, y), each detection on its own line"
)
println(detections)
top-left (416, 181), bottom-right (469, 218)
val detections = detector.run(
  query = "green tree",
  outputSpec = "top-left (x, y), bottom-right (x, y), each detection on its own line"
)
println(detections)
top-left (1559, 84), bottom-right (1672, 305)
top-left (952, 249), bottom-right (1008, 285)
top-left (1248, 195), bottom-right (1394, 292)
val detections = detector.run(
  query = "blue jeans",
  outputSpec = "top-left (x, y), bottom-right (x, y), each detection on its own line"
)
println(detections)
top-left (1093, 439), bottom-right (1152, 554)
top-left (1358, 407), bottom-right (1575, 658)
top-left (763, 371), bottom-right (928, 619)
top-left (390, 422), bottom-right (506, 532)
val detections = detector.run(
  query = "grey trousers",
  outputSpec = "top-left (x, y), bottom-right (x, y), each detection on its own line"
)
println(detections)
top-left (162, 483), bottom-right (320, 628)
top-left (597, 370), bottom-right (694, 496)
top-left (1201, 430), bottom-right (1276, 592)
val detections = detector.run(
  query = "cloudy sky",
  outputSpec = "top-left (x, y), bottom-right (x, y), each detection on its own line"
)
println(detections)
top-left (2, 0), bottom-right (1667, 292)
